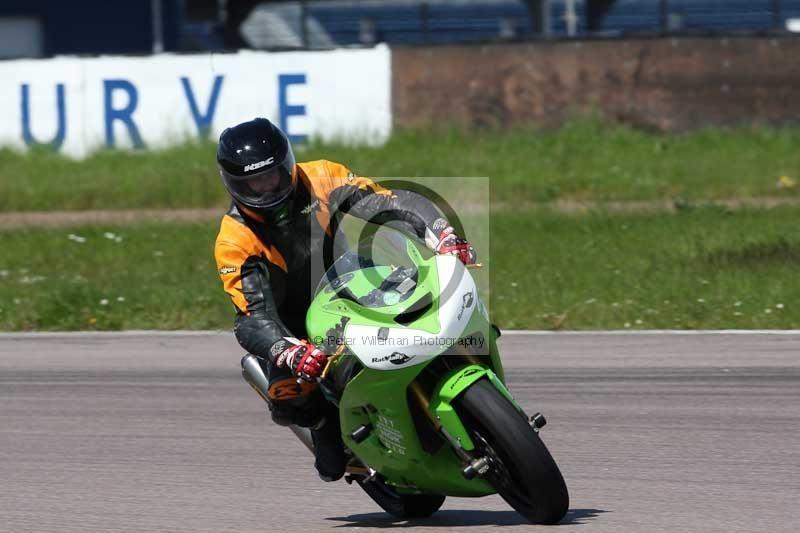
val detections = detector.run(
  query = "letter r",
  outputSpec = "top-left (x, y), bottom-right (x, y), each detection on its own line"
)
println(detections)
top-left (104, 79), bottom-right (145, 148)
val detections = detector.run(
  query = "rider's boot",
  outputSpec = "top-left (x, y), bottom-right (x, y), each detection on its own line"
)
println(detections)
top-left (311, 406), bottom-right (347, 482)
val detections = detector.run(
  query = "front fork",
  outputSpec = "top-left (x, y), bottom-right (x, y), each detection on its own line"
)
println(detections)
top-left (413, 363), bottom-right (537, 480)
top-left (427, 363), bottom-right (519, 450)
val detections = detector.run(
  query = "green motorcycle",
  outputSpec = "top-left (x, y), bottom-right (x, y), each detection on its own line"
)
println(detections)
top-left (242, 230), bottom-right (568, 524)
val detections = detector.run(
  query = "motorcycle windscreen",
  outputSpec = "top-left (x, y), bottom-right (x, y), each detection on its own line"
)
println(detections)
top-left (314, 228), bottom-right (429, 308)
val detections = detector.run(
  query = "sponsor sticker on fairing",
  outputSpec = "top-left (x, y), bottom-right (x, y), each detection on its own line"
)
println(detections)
top-left (457, 290), bottom-right (474, 320)
top-left (370, 351), bottom-right (415, 365)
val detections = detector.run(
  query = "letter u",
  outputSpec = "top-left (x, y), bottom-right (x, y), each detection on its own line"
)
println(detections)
top-left (21, 83), bottom-right (67, 150)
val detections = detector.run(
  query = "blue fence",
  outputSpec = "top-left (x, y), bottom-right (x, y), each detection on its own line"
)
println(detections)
top-left (5, 0), bottom-right (799, 59)
top-left (306, 0), bottom-right (800, 46)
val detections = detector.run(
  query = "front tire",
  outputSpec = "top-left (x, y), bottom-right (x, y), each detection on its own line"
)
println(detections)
top-left (454, 379), bottom-right (569, 524)
top-left (356, 475), bottom-right (445, 518)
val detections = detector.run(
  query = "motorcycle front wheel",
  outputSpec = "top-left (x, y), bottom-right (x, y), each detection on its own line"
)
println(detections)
top-left (454, 379), bottom-right (569, 524)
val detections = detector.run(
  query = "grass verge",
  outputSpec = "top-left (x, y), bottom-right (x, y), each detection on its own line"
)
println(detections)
top-left (1, 117), bottom-right (798, 212)
top-left (491, 206), bottom-right (799, 330)
top-left (0, 206), bottom-right (797, 331)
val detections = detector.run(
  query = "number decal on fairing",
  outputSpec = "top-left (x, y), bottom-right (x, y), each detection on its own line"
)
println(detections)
top-left (375, 415), bottom-right (406, 455)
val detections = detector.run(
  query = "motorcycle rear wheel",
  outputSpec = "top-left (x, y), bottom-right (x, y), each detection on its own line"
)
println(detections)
top-left (455, 379), bottom-right (569, 524)
top-left (356, 475), bottom-right (446, 519)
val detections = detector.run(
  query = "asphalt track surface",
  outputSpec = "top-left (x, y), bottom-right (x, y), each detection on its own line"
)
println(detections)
top-left (1, 331), bottom-right (798, 532)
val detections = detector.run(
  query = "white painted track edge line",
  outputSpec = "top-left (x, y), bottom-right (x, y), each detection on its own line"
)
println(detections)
top-left (0, 330), bottom-right (232, 339)
top-left (1, 329), bottom-right (799, 339)
top-left (501, 329), bottom-right (800, 335)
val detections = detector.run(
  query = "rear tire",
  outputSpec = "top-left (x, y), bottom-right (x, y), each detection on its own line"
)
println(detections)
top-left (454, 379), bottom-right (569, 524)
top-left (356, 475), bottom-right (445, 518)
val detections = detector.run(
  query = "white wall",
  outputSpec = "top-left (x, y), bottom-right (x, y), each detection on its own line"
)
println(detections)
top-left (0, 45), bottom-right (391, 158)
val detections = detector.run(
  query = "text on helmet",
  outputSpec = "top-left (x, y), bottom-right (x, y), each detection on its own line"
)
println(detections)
top-left (244, 157), bottom-right (275, 172)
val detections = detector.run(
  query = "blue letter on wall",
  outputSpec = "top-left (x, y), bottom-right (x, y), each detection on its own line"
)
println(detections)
top-left (181, 75), bottom-right (224, 138)
top-left (278, 74), bottom-right (307, 143)
top-left (104, 79), bottom-right (145, 149)
top-left (21, 83), bottom-right (67, 150)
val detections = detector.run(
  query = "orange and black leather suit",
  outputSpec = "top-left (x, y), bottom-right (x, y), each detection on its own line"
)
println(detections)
top-left (214, 160), bottom-right (444, 417)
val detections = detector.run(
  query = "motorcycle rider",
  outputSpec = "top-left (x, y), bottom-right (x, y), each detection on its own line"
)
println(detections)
top-left (214, 118), bottom-right (476, 482)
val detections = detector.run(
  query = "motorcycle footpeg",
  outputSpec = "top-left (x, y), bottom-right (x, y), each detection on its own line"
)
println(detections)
top-left (344, 458), bottom-right (371, 484)
top-left (529, 412), bottom-right (546, 431)
top-left (462, 456), bottom-right (490, 480)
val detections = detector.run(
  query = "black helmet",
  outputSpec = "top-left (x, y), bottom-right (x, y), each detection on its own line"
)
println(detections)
top-left (217, 118), bottom-right (296, 222)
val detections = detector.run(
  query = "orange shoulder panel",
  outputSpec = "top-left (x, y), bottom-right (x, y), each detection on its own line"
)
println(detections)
top-left (298, 160), bottom-right (391, 205)
top-left (297, 160), bottom-right (392, 234)
top-left (214, 214), bottom-right (287, 314)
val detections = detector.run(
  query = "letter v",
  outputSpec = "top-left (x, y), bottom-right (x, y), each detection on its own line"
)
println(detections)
top-left (181, 75), bottom-right (224, 139)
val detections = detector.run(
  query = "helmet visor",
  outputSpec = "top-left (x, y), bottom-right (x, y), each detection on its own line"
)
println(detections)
top-left (220, 155), bottom-right (295, 209)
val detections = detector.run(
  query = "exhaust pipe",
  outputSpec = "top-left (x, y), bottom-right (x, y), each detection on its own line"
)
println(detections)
top-left (241, 354), bottom-right (271, 403)
top-left (241, 354), bottom-right (315, 453)
top-left (289, 425), bottom-right (314, 453)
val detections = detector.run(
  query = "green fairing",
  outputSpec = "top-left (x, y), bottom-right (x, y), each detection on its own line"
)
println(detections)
top-left (337, 363), bottom-right (494, 496)
top-left (304, 234), bottom-right (512, 496)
